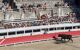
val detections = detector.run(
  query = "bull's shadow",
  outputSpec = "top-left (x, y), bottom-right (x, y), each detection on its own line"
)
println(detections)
top-left (54, 38), bottom-right (68, 44)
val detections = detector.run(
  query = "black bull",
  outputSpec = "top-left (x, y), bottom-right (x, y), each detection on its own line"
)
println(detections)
top-left (57, 34), bottom-right (73, 42)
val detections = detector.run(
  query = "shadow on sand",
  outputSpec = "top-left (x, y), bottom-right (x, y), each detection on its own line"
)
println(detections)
top-left (54, 39), bottom-right (69, 44)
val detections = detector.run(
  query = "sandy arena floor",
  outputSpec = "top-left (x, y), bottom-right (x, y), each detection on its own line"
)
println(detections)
top-left (0, 37), bottom-right (80, 50)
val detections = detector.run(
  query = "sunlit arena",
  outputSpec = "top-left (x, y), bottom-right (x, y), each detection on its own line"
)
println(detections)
top-left (0, 0), bottom-right (80, 50)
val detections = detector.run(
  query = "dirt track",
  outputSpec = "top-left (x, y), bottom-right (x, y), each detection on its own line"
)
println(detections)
top-left (0, 37), bottom-right (80, 50)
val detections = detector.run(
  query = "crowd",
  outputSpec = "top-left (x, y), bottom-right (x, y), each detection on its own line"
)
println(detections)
top-left (20, 3), bottom-right (48, 13)
top-left (0, 1), bottom-right (78, 29)
top-left (0, 20), bottom-right (40, 29)
top-left (55, 2), bottom-right (70, 7)
top-left (0, 12), bottom-right (76, 29)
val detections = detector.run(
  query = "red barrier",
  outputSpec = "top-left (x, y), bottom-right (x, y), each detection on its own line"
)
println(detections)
top-left (0, 39), bottom-right (3, 42)
top-left (0, 31), bottom-right (80, 46)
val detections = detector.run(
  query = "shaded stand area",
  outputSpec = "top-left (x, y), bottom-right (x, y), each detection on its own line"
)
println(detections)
top-left (2, 0), bottom-right (18, 11)
top-left (64, 0), bottom-right (80, 20)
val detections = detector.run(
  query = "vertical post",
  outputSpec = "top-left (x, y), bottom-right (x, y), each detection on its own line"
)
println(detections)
top-left (72, 26), bottom-right (73, 30)
top-left (7, 32), bottom-right (8, 38)
top-left (31, 30), bottom-right (33, 36)
top-left (58, 7), bottom-right (61, 17)
top-left (15, 31), bottom-right (17, 35)
top-left (3, 10), bottom-right (6, 20)
top-left (24, 30), bottom-right (25, 34)
top-left (64, 27), bottom-right (65, 30)
top-left (51, 8), bottom-right (53, 17)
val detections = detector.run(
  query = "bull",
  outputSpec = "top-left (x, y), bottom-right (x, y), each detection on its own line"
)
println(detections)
top-left (58, 34), bottom-right (73, 42)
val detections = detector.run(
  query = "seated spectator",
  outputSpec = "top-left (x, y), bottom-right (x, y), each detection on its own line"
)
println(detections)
top-left (55, 2), bottom-right (60, 7)
top-left (37, 4), bottom-right (42, 8)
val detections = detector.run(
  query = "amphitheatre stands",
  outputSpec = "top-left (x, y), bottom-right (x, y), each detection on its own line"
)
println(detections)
top-left (0, 0), bottom-right (79, 46)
